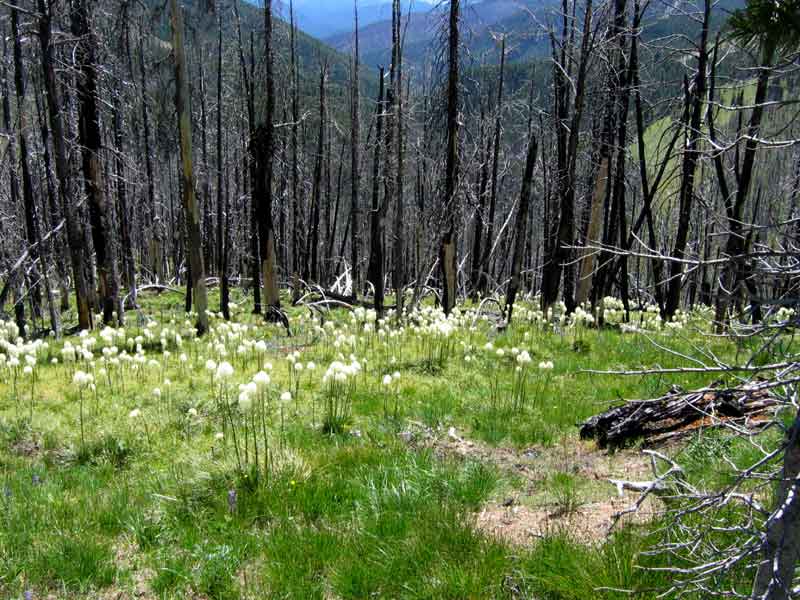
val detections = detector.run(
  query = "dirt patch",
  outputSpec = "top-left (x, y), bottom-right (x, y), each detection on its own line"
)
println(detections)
top-left (402, 423), bottom-right (653, 486)
top-left (10, 438), bottom-right (42, 458)
top-left (402, 424), bottom-right (665, 545)
top-left (476, 495), bottom-right (660, 546)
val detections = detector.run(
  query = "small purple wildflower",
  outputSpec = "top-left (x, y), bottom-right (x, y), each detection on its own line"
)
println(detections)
top-left (227, 489), bottom-right (237, 513)
top-left (24, 590), bottom-right (33, 600)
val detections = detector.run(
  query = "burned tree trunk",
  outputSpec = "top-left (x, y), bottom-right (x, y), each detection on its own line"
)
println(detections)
top-left (751, 409), bottom-right (800, 600)
top-left (505, 96), bottom-right (538, 323)
top-left (254, 0), bottom-right (281, 317)
top-left (37, 0), bottom-right (93, 330)
top-left (349, 0), bottom-right (362, 296)
top-left (664, 0), bottom-right (710, 318)
top-left (216, 13), bottom-right (229, 319)
top-left (440, 0), bottom-right (460, 315)
top-left (73, 0), bottom-right (120, 325)
top-left (169, 0), bottom-right (209, 334)
top-left (306, 62), bottom-right (327, 284)
top-left (478, 34), bottom-right (506, 297)
top-left (580, 383), bottom-right (779, 449)
top-left (367, 69), bottom-right (386, 316)
top-left (540, 0), bottom-right (593, 314)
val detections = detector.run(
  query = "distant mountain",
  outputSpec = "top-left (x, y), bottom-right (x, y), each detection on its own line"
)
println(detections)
top-left (288, 0), bottom-right (434, 39)
top-left (324, 0), bottom-right (747, 72)
top-left (324, 0), bottom-right (552, 71)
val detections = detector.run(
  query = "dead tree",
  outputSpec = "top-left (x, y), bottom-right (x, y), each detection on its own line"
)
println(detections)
top-left (73, 0), bottom-right (121, 325)
top-left (216, 12), bottom-right (229, 319)
top-left (440, 0), bottom-right (460, 315)
top-left (169, 0), bottom-right (209, 334)
top-left (540, 0), bottom-right (593, 314)
top-left (478, 34), bottom-right (506, 298)
top-left (37, 0), bottom-right (93, 330)
top-left (349, 0), bottom-right (362, 296)
top-left (504, 97), bottom-right (538, 323)
top-left (306, 61), bottom-right (327, 284)
top-left (664, 0), bottom-right (710, 319)
top-left (367, 68), bottom-right (386, 316)
top-left (254, 0), bottom-right (281, 317)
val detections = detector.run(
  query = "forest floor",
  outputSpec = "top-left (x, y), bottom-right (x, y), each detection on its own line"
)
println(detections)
top-left (0, 289), bottom-right (782, 599)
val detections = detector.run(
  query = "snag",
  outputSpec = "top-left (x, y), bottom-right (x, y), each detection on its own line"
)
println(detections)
top-left (580, 381), bottom-right (781, 448)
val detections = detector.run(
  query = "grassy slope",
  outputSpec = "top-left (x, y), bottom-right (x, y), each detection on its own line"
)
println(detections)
top-left (0, 291), bottom-right (768, 599)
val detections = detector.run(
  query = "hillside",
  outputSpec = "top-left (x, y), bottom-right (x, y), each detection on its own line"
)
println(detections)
top-left (324, 0), bottom-right (746, 71)
top-left (325, 0), bottom-right (553, 70)
top-left (147, 0), bottom-right (358, 86)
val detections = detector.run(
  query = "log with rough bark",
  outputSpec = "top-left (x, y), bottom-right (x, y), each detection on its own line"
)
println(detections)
top-left (580, 382), bottom-right (780, 449)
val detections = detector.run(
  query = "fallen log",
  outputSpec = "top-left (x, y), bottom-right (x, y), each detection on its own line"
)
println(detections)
top-left (580, 381), bottom-right (781, 449)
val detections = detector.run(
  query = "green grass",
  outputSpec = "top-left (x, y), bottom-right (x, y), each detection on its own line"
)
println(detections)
top-left (0, 290), bottom-right (778, 598)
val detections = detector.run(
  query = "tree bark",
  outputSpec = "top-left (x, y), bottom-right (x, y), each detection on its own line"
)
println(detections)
top-left (440, 0), bottom-right (460, 315)
top-left (714, 42), bottom-right (775, 330)
top-left (38, 0), bottom-right (93, 330)
top-left (169, 0), bottom-right (209, 334)
top-left (479, 35), bottom-right (506, 297)
top-left (349, 0), bottom-right (362, 296)
top-left (751, 409), bottom-right (800, 600)
top-left (505, 128), bottom-right (538, 323)
top-left (216, 12), bottom-right (229, 319)
top-left (541, 0), bottom-right (593, 314)
top-left (73, 0), bottom-right (120, 325)
top-left (368, 68), bottom-right (386, 316)
top-left (664, 0), bottom-right (710, 318)
top-left (255, 0), bottom-right (281, 315)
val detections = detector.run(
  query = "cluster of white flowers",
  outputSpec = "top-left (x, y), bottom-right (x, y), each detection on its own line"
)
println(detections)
top-left (568, 305), bottom-right (595, 328)
top-left (72, 370), bottom-right (95, 387)
top-left (516, 350), bottom-right (532, 365)
top-left (601, 297), bottom-right (625, 325)
top-left (237, 381), bottom-right (258, 411)
top-left (253, 370), bottom-right (271, 388)
top-left (381, 371), bottom-right (400, 386)
top-left (0, 332), bottom-right (46, 390)
top-left (0, 321), bottom-right (20, 344)
top-left (214, 361), bottom-right (235, 382)
top-left (322, 358), bottom-right (362, 384)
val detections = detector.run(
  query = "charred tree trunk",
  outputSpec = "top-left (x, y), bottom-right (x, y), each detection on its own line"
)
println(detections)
top-left (138, 35), bottom-right (159, 284)
top-left (169, 0), bottom-right (209, 334)
top-left (505, 127), bottom-right (538, 323)
top-left (216, 12), bottom-right (230, 319)
top-left (479, 35), bottom-right (506, 297)
top-left (390, 0), bottom-right (406, 311)
top-left (714, 42), bottom-right (775, 330)
top-left (306, 62), bottom-right (327, 284)
top-left (470, 108), bottom-right (490, 299)
top-left (664, 0), bottom-right (710, 318)
top-left (255, 0), bottom-right (281, 316)
top-left (112, 75), bottom-right (136, 312)
top-left (367, 69), bottom-right (386, 316)
top-left (349, 0), bottom-right (362, 296)
top-left (541, 0), bottom-right (593, 314)
top-left (289, 0), bottom-right (303, 297)
top-left (2, 20), bottom-right (30, 335)
top-left (73, 0), bottom-right (120, 325)
top-left (440, 0), bottom-right (460, 315)
top-left (38, 0), bottom-right (93, 330)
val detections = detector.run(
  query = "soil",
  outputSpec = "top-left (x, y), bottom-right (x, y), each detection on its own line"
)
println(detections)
top-left (401, 422), bottom-right (663, 545)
